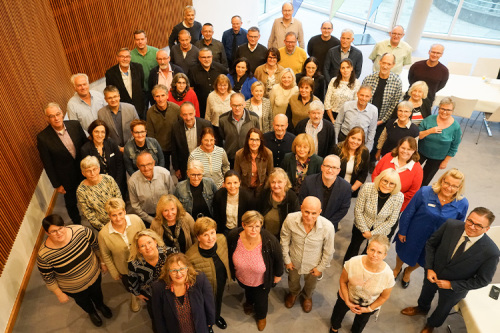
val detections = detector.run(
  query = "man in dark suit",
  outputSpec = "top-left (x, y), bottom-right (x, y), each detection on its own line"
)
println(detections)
top-left (147, 49), bottom-right (183, 104)
top-left (299, 155), bottom-right (351, 231)
top-left (105, 48), bottom-right (146, 120)
top-left (37, 103), bottom-right (87, 224)
top-left (401, 207), bottom-right (500, 333)
top-left (171, 102), bottom-right (212, 180)
top-left (323, 28), bottom-right (363, 82)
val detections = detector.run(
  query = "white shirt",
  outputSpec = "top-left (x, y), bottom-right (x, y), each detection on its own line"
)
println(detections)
top-left (108, 215), bottom-right (133, 248)
top-left (119, 66), bottom-right (133, 98)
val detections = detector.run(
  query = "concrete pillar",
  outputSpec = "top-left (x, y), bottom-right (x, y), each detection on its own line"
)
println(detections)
top-left (405, 0), bottom-right (433, 50)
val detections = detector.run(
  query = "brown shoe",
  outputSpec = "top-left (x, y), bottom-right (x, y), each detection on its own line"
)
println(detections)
top-left (257, 318), bottom-right (266, 331)
top-left (401, 306), bottom-right (428, 316)
top-left (243, 302), bottom-right (253, 315)
top-left (421, 324), bottom-right (434, 333)
top-left (285, 293), bottom-right (297, 308)
top-left (301, 298), bottom-right (313, 313)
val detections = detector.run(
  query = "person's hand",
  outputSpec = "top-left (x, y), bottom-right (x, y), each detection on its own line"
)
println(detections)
top-left (377, 120), bottom-right (384, 126)
top-left (119, 146), bottom-right (125, 153)
top-left (114, 274), bottom-right (122, 281)
top-left (286, 263), bottom-right (295, 271)
top-left (56, 185), bottom-right (66, 194)
top-left (439, 160), bottom-right (448, 169)
top-left (138, 295), bottom-right (149, 301)
top-left (436, 279), bottom-right (451, 289)
top-left (348, 303), bottom-right (362, 315)
top-left (56, 292), bottom-right (69, 304)
top-left (398, 234), bottom-right (406, 243)
top-left (362, 231), bottom-right (372, 239)
top-left (175, 170), bottom-right (182, 180)
top-left (310, 267), bottom-right (321, 277)
top-left (273, 276), bottom-right (282, 283)
top-left (375, 150), bottom-right (381, 161)
top-left (431, 126), bottom-right (442, 134)
top-left (427, 269), bottom-right (438, 283)
top-left (100, 263), bottom-right (108, 274)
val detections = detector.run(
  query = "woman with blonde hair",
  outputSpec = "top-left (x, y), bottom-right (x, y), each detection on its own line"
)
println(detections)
top-left (394, 168), bottom-right (468, 288)
top-left (151, 253), bottom-right (215, 333)
top-left (245, 80), bottom-right (273, 133)
top-left (343, 169), bottom-right (404, 262)
top-left (205, 74), bottom-right (234, 142)
top-left (150, 194), bottom-right (195, 253)
top-left (269, 68), bottom-right (298, 116)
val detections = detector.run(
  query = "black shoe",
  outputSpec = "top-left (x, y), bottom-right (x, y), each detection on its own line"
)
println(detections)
top-left (209, 327), bottom-right (214, 333)
top-left (394, 268), bottom-right (402, 281)
top-left (216, 316), bottom-right (227, 329)
top-left (89, 312), bottom-right (103, 327)
top-left (401, 268), bottom-right (410, 289)
top-left (97, 304), bottom-right (113, 318)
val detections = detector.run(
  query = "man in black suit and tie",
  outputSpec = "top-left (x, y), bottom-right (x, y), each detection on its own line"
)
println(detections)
top-left (171, 102), bottom-right (212, 180)
top-left (37, 103), bottom-right (87, 224)
top-left (105, 48), bottom-right (146, 119)
top-left (401, 207), bottom-right (500, 333)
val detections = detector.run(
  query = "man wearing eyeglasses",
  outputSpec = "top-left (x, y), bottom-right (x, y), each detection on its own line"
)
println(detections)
top-left (37, 103), bottom-right (88, 225)
top-left (128, 151), bottom-right (174, 227)
top-left (369, 25), bottom-right (412, 75)
top-left (299, 155), bottom-right (351, 232)
top-left (402, 207), bottom-right (499, 333)
top-left (234, 26), bottom-right (268, 73)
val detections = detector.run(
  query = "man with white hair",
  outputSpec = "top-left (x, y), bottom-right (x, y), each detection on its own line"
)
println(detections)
top-left (324, 28), bottom-right (363, 82)
top-left (67, 73), bottom-right (106, 134)
top-left (148, 49), bottom-right (184, 104)
top-left (263, 114), bottom-right (296, 167)
top-left (369, 25), bottom-right (412, 75)
top-left (168, 5), bottom-right (202, 48)
top-left (268, 2), bottom-right (304, 49)
top-left (293, 100), bottom-right (336, 158)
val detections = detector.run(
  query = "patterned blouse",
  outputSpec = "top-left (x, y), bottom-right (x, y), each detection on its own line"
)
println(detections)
top-left (294, 156), bottom-right (310, 194)
top-left (324, 78), bottom-right (360, 114)
top-left (188, 146), bottom-right (230, 189)
top-left (233, 238), bottom-right (266, 287)
top-left (76, 174), bottom-right (122, 230)
top-left (245, 97), bottom-right (273, 133)
top-left (205, 91), bottom-right (234, 127)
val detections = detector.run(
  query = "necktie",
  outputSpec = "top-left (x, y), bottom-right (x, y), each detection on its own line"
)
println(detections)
top-left (453, 236), bottom-right (469, 259)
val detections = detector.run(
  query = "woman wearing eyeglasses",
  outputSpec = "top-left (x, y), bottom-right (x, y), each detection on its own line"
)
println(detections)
top-left (152, 253), bottom-right (215, 333)
top-left (417, 97), bottom-right (462, 186)
top-left (343, 169), bottom-right (404, 263)
top-left (393, 168), bottom-right (468, 288)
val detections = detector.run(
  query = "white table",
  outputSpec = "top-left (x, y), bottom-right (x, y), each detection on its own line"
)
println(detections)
top-left (456, 283), bottom-right (500, 333)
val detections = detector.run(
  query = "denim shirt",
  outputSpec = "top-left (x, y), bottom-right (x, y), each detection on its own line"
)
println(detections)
top-left (123, 137), bottom-right (164, 175)
top-left (174, 178), bottom-right (217, 217)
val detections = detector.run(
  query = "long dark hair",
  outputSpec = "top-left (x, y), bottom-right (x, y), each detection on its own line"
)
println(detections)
top-left (338, 127), bottom-right (367, 172)
top-left (300, 56), bottom-right (322, 78)
top-left (333, 58), bottom-right (356, 89)
top-left (243, 128), bottom-right (268, 161)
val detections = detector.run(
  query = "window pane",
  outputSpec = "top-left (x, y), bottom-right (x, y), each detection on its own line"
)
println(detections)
top-left (303, 0), bottom-right (331, 9)
top-left (338, 0), bottom-right (372, 20)
top-left (371, 0), bottom-right (397, 27)
top-left (397, 0), bottom-right (416, 29)
top-left (424, 1), bottom-right (459, 34)
top-left (452, 1), bottom-right (500, 40)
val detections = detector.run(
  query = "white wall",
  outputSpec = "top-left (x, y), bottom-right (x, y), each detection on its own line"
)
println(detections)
top-left (0, 172), bottom-right (54, 333)
top-left (193, 0), bottom-right (260, 40)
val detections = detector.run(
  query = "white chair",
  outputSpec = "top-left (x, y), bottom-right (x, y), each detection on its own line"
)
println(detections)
top-left (471, 58), bottom-right (500, 78)
top-left (447, 62), bottom-right (472, 75)
top-left (476, 106), bottom-right (500, 144)
top-left (486, 226), bottom-right (500, 248)
top-left (451, 96), bottom-right (477, 138)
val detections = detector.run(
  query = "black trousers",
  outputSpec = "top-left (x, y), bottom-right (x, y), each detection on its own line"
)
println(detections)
top-left (65, 274), bottom-right (104, 314)
top-left (215, 276), bottom-right (227, 319)
top-left (64, 185), bottom-right (81, 224)
top-left (330, 294), bottom-right (377, 333)
top-left (419, 153), bottom-right (443, 186)
top-left (370, 122), bottom-right (386, 159)
top-left (238, 281), bottom-right (270, 320)
top-left (343, 225), bottom-right (370, 263)
top-left (162, 151), bottom-right (171, 171)
top-left (338, 131), bottom-right (347, 144)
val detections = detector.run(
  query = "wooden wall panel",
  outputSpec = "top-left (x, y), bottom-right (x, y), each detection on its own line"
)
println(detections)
top-left (49, 0), bottom-right (192, 82)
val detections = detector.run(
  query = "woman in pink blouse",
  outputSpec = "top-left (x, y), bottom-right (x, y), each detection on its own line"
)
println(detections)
top-left (227, 211), bottom-right (283, 331)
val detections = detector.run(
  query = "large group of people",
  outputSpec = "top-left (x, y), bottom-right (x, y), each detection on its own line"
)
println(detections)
top-left (35, 2), bottom-right (499, 333)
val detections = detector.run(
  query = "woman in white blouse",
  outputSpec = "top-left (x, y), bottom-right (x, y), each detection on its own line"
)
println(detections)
top-left (245, 81), bottom-right (273, 133)
top-left (188, 127), bottom-right (230, 189)
top-left (330, 235), bottom-right (394, 333)
top-left (324, 59), bottom-right (360, 123)
top-left (269, 68), bottom-right (298, 116)
top-left (205, 74), bottom-right (234, 142)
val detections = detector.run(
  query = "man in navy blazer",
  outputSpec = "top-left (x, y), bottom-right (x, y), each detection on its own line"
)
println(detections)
top-left (105, 48), bottom-right (146, 119)
top-left (171, 102), bottom-right (212, 180)
top-left (299, 155), bottom-right (351, 231)
top-left (323, 28), bottom-right (363, 82)
top-left (402, 207), bottom-right (500, 333)
top-left (37, 103), bottom-right (87, 224)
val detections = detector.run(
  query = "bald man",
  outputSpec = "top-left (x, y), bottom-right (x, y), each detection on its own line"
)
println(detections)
top-left (369, 25), bottom-right (412, 75)
top-left (263, 114), bottom-right (296, 167)
top-left (170, 30), bottom-right (200, 74)
top-left (281, 196), bottom-right (335, 313)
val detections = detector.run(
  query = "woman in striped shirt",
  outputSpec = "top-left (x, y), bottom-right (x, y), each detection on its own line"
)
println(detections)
top-left (37, 214), bottom-right (112, 327)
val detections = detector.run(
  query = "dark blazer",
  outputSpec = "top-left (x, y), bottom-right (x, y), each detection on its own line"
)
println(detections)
top-left (80, 138), bottom-right (126, 195)
top-left (294, 118), bottom-right (336, 158)
top-left (281, 152), bottom-right (323, 190)
top-left (299, 173), bottom-right (352, 228)
top-left (171, 117), bottom-right (212, 180)
top-left (213, 187), bottom-right (255, 234)
top-left (151, 272), bottom-right (215, 333)
top-left (36, 120), bottom-right (87, 190)
top-left (324, 45), bottom-right (363, 82)
top-left (105, 62), bottom-right (146, 118)
top-left (97, 103), bottom-right (139, 147)
top-left (331, 144), bottom-right (370, 197)
top-left (426, 219), bottom-right (500, 294)
top-left (147, 64), bottom-right (184, 104)
top-left (227, 227), bottom-right (284, 290)
top-left (258, 188), bottom-right (300, 236)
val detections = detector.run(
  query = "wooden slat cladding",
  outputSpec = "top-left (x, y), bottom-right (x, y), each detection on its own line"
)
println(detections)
top-left (0, 0), bottom-right (74, 275)
top-left (49, 0), bottom-right (192, 83)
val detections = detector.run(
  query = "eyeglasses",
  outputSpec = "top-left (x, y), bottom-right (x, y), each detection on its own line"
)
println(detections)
top-left (442, 180), bottom-right (459, 190)
top-left (169, 266), bottom-right (188, 273)
top-left (48, 227), bottom-right (65, 235)
top-left (47, 112), bottom-right (63, 119)
top-left (249, 138), bottom-right (261, 142)
top-left (322, 164), bottom-right (340, 171)
top-left (189, 173), bottom-right (203, 178)
top-left (466, 218), bottom-right (487, 230)
top-left (231, 104), bottom-right (245, 109)
top-left (245, 225), bottom-right (261, 230)
top-left (133, 131), bottom-right (146, 135)
top-left (138, 162), bottom-right (154, 168)
top-left (380, 179), bottom-right (397, 187)
top-left (439, 107), bottom-right (453, 113)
